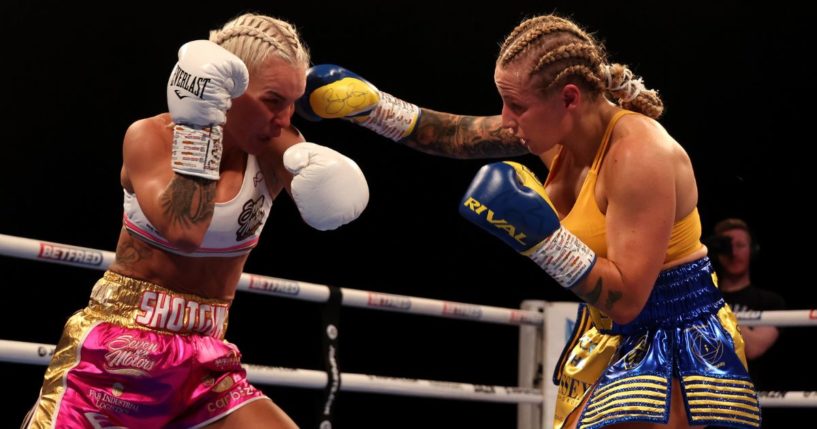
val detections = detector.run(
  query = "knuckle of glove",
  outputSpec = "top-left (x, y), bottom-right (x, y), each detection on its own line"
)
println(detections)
top-left (217, 62), bottom-right (249, 98)
top-left (299, 64), bottom-right (379, 120)
top-left (283, 146), bottom-right (311, 174)
top-left (459, 162), bottom-right (555, 252)
top-left (230, 61), bottom-right (250, 95)
top-left (289, 143), bottom-right (369, 230)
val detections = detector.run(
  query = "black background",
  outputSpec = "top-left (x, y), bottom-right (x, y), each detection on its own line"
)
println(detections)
top-left (2, 1), bottom-right (815, 427)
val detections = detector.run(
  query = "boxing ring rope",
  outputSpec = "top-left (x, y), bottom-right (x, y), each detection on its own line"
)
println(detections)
top-left (1, 232), bottom-right (816, 428)
top-left (0, 339), bottom-right (539, 404)
top-left (0, 233), bottom-right (542, 325)
top-left (733, 309), bottom-right (817, 327)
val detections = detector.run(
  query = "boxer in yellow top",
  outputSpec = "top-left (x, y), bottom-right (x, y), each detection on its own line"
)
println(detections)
top-left (23, 13), bottom-right (368, 429)
top-left (297, 13), bottom-right (759, 429)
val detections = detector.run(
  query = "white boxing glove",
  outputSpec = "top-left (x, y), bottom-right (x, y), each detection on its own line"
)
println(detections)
top-left (167, 40), bottom-right (249, 180)
top-left (284, 143), bottom-right (369, 231)
top-left (167, 40), bottom-right (248, 126)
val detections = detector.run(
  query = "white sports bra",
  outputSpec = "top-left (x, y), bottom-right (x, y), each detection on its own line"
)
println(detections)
top-left (123, 154), bottom-right (273, 257)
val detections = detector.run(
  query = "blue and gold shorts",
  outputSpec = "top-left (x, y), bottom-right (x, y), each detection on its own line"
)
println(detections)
top-left (553, 258), bottom-right (761, 429)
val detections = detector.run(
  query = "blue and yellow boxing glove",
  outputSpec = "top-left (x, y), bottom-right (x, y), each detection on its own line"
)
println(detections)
top-left (295, 64), bottom-right (420, 142)
top-left (459, 162), bottom-right (596, 289)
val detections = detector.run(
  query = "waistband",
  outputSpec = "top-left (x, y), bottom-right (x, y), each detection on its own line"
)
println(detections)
top-left (87, 271), bottom-right (231, 339)
top-left (607, 257), bottom-right (724, 335)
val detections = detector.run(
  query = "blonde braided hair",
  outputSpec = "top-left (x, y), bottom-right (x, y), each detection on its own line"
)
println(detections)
top-left (210, 13), bottom-right (310, 74)
top-left (498, 15), bottom-right (663, 118)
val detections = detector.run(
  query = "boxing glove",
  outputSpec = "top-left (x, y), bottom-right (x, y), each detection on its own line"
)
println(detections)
top-left (167, 40), bottom-right (249, 180)
top-left (284, 142), bottom-right (369, 231)
top-left (459, 162), bottom-right (596, 289)
top-left (295, 64), bottom-right (420, 142)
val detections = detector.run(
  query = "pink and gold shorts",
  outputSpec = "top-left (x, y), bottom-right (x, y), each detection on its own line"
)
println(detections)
top-left (24, 271), bottom-right (266, 428)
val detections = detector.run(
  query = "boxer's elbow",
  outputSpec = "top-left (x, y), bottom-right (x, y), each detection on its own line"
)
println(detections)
top-left (162, 227), bottom-right (207, 254)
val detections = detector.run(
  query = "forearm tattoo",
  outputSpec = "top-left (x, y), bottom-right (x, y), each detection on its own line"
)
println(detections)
top-left (404, 109), bottom-right (528, 159)
top-left (575, 277), bottom-right (623, 312)
top-left (605, 289), bottom-right (623, 311)
top-left (161, 175), bottom-right (216, 228)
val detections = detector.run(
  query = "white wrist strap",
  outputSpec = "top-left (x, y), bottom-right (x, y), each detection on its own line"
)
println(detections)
top-left (353, 91), bottom-right (420, 141)
top-left (171, 124), bottom-right (223, 180)
top-left (527, 227), bottom-right (596, 289)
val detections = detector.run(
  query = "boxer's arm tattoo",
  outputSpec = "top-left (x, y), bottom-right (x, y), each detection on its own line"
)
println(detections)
top-left (605, 289), bottom-right (623, 311)
top-left (115, 229), bottom-right (154, 265)
top-left (576, 278), bottom-right (603, 306)
top-left (575, 278), bottom-right (622, 312)
top-left (161, 175), bottom-right (216, 227)
top-left (403, 109), bottom-right (528, 159)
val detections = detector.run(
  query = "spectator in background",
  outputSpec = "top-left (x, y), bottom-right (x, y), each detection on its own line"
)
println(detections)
top-left (710, 218), bottom-right (785, 386)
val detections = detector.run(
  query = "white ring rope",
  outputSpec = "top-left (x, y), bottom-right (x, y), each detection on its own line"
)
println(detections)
top-left (2, 337), bottom-right (815, 407)
top-left (0, 233), bottom-right (542, 326)
top-left (5, 232), bottom-right (814, 327)
top-left (734, 310), bottom-right (817, 327)
top-left (0, 340), bottom-right (541, 404)
top-left (2, 232), bottom-right (816, 410)
top-left (756, 391), bottom-right (817, 408)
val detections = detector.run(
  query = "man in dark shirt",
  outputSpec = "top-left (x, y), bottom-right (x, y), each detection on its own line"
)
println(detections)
top-left (710, 218), bottom-right (785, 382)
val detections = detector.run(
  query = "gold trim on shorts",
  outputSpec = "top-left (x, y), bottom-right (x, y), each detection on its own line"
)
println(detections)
top-left (87, 271), bottom-right (231, 339)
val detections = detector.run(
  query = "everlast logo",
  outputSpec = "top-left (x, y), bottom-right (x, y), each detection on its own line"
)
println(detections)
top-left (462, 197), bottom-right (527, 245)
top-left (169, 64), bottom-right (211, 99)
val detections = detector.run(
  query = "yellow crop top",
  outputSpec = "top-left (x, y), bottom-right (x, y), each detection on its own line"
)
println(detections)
top-left (544, 110), bottom-right (702, 264)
